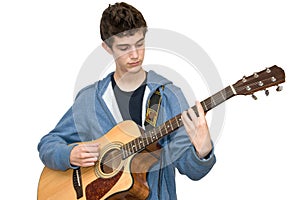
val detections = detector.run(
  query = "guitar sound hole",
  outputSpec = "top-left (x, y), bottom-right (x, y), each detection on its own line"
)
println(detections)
top-left (100, 149), bottom-right (122, 174)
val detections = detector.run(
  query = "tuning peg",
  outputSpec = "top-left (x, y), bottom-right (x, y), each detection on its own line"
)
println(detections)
top-left (242, 76), bottom-right (247, 83)
top-left (265, 89), bottom-right (269, 96)
top-left (276, 85), bottom-right (283, 92)
top-left (266, 67), bottom-right (271, 73)
top-left (252, 94), bottom-right (258, 100)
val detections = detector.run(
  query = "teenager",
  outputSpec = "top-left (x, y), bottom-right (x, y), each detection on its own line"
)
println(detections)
top-left (38, 2), bottom-right (216, 199)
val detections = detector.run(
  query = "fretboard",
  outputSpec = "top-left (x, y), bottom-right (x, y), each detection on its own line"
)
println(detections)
top-left (121, 85), bottom-right (236, 159)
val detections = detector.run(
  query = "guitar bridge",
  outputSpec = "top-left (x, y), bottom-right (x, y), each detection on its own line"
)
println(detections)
top-left (73, 168), bottom-right (83, 199)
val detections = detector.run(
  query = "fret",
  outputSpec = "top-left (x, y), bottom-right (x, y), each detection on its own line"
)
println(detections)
top-left (131, 141), bottom-right (137, 152)
top-left (154, 128), bottom-right (163, 138)
top-left (123, 144), bottom-right (127, 157)
top-left (130, 143), bottom-right (135, 154)
top-left (158, 126), bottom-right (163, 138)
top-left (129, 138), bottom-right (145, 154)
top-left (149, 130), bottom-right (156, 142)
top-left (203, 98), bottom-right (211, 110)
top-left (200, 86), bottom-right (235, 113)
top-left (163, 124), bottom-right (168, 136)
top-left (201, 101), bottom-right (208, 112)
top-left (146, 136), bottom-right (151, 146)
top-left (121, 147), bottom-right (126, 159)
top-left (141, 137), bottom-right (147, 148)
top-left (125, 143), bottom-right (131, 157)
top-left (213, 91), bottom-right (226, 105)
top-left (210, 96), bottom-right (219, 107)
top-left (169, 119), bottom-right (174, 131)
top-left (145, 133), bottom-right (149, 146)
top-left (153, 130), bottom-right (157, 141)
top-left (130, 143), bottom-right (134, 154)
top-left (172, 119), bottom-right (178, 130)
top-left (140, 137), bottom-right (145, 149)
top-left (141, 137), bottom-right (148, 148)
top-left (149, 131), bottom-right (153, 143)
top-left (136, 138), bottom-right (141, 150)
top-left (177, 116), bottom-right (182, 126)
top-left (178, 116), bottom-right (183, 128)
top-left (226, 86), bottom-right (235, 97)
top-left (165, 120), bottom-right (171, 133)
top-left (220, 89), bottom-right (226, 100)
top-left (211, 96), bottom-right (216, 106)
top-left (176, 116), bottom-right (181, 128)
top-left (153, 128), bottom-right (159, 139)
top-left (222, 88), bottom-right (230, 99)
top-left (175, 115), bottom-right (180, 127)
top-left (204, 98), bottom-right (213, 110)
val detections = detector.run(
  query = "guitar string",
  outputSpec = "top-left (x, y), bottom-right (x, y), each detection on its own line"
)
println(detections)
top-left (98, 77), bottom-right (280, 168)
top-left (202, 78), bottom-right (281, 113)
top-left (233, 76), bottom-right (280, 89)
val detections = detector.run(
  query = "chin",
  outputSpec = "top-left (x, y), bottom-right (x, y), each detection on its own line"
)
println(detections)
top-left (127, 65), bottom-right (143, 73)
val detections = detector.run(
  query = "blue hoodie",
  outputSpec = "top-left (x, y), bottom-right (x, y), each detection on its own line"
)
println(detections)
top-left (38, 70), bottom-right (216, 200)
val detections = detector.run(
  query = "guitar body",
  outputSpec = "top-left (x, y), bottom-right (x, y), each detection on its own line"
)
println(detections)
top-left (38, 120), bottom-right (161, 200)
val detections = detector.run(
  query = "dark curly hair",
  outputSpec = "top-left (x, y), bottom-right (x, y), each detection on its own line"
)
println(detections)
top-left (100, 2), bottom-right (147, 47)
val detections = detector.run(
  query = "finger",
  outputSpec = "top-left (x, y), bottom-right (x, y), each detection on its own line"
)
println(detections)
top-left (182, 111), bottom-right (193, 124)
top-left (85, 143), bottom-right (100, 147)
top-left (82, 143), bottom-right (100, 149)
top-left (85, 146), bottom-right (100, 154)
top-left (74, 146), bottom-right (99, 160)
top-left (83, 156), bottom-right (98, 163)
top-left (76, 153), bottom-right (99, 166)
top-left (81, 162), bottom-right (96, 167)
top-left (82, 162), bottom-right (97, 167)
top-left (187, 107), bottom-right (198, 121)
top-left (79, 143), bottom-right (100, 153)
top-left (80, 152), bottom-right (99, 158)
top-left (196, 101), bottom-right (205, 116)
top-left (181, 111), bottom-right (193, 130)
top-left (77, 158), bottom-right (98, 167)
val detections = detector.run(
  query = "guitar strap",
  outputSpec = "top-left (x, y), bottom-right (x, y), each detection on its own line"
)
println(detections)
top-left (144, 86), bottom-right (164, 129)
top-left (144, 86), bottom-right (164, 199)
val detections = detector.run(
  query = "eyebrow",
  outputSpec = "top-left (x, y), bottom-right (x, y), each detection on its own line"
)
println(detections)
top-left (116, 37), bottom-right (145, 47)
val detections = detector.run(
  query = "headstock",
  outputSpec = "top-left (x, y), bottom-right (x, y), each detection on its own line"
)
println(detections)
top-left (232, 65), bottom-right (285, 98)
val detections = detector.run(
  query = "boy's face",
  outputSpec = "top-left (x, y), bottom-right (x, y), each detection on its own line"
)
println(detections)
top-left (103, 30), bottom-right (146, 76)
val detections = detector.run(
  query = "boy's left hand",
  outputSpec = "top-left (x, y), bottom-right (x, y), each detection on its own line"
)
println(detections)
top-left (181, 101), bottom-right (213, 159)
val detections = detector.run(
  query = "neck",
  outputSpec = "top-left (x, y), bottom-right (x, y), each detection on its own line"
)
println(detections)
top-left (114, 69), bottom-right (146, 92)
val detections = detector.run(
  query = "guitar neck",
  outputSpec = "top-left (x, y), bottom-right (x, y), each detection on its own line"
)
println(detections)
top-left (121, 85), bottom-right (236, 159)
top-left (200, 85), bottom-right (236, 113)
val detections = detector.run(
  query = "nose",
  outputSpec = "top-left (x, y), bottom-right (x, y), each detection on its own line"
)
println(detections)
top-left (129, 47), bottom-right (139, 59)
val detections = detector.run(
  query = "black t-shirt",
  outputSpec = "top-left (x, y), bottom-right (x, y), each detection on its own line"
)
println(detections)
top-left (111, 74), bottom-right (147, 126)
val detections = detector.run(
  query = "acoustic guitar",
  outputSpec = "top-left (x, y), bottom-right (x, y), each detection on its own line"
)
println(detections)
top-left (38, 65), bottom-right (285, 200)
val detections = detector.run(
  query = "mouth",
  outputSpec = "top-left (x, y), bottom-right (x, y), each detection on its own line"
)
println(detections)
top-left (128, 61), bottom-right (141, 67)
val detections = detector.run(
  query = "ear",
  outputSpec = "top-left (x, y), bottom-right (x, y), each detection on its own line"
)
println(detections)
top-left (102, 42), bottom-right (113, 55)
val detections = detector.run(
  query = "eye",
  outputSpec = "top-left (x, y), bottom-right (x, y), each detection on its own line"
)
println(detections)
top-left (118, 46), bottom-right (129, 51)
top-left (136, 41), bottom-right (144, 48)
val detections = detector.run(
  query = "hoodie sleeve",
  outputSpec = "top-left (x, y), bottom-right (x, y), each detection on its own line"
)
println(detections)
top-left (37, 107), bottom-right (80, 171)
top-left (159, 84), bottom-right (216, 180)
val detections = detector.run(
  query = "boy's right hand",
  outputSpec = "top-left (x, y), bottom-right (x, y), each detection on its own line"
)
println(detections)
top-left (70, 143), bottom-right (100, 167)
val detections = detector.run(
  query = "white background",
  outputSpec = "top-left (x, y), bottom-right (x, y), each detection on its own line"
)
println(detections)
top-left (1, 0), bottom-right (299, 199)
